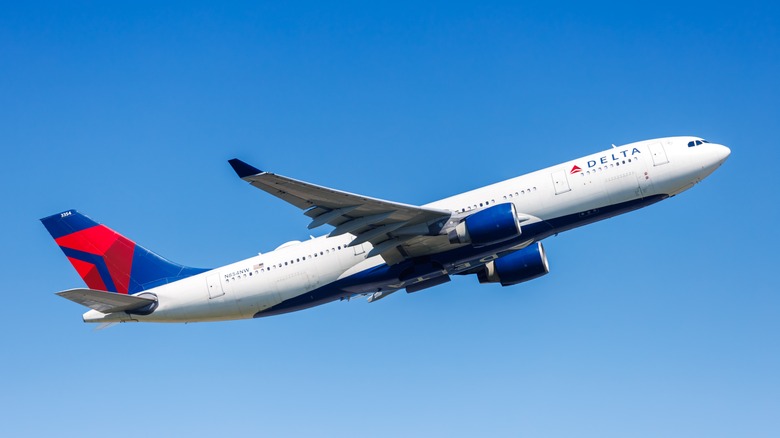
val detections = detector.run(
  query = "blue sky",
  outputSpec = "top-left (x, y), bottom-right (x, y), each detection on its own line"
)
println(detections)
top-left (2, 1), bottom-right (779, 436)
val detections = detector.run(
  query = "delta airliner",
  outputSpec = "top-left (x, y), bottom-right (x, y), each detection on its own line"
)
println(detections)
top-left (42, 136), bottom-right (729, 325)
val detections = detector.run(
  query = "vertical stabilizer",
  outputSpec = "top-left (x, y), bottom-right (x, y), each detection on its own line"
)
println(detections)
top-left (41, 210), bottom-right (208, 293)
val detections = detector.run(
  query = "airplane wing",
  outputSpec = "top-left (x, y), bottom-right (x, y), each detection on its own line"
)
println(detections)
top-left (229, 159), bottom-right (453, 263)
top-left (56, 289), bottom-right (156, 313)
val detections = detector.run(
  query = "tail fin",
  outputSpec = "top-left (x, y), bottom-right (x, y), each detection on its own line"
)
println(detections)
top-left (41, 210), bottom-right (208, 293)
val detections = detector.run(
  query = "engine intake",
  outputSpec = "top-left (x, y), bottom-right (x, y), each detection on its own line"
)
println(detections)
top-left (477, 242), bottom-right (550, 286)
top-left (448, 203), bottom-right (522, 247)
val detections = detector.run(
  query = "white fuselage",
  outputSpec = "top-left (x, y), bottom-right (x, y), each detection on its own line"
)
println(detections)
top-left (84, 136), bottom-right (730, 323)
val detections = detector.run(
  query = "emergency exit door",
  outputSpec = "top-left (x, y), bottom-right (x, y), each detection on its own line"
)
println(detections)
top-left (551, 169), bottom-right (571, 195)
top-left (648, 142), bottom-right (669, 166)
top-left (207, 274), bottom-right (224, 299)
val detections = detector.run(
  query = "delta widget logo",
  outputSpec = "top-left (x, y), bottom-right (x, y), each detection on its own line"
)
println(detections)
top-left (570, 148), bottom-right (642, 175)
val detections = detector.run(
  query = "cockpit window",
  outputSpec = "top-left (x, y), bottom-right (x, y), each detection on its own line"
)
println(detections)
top-left (688, 139), bottom-right (710, 147)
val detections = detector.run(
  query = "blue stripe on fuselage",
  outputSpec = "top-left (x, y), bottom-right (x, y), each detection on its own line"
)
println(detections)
top-left (254, 194), bottom-right (668, 318)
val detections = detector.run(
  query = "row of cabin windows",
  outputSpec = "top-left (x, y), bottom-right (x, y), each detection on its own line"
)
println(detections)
top-left (579, 158), bottom-right (634, 175)
top-left (457, 187), bottom-right (538, 214)
top-left (225, 245), bottom-right (346, 283)
top-left (455, 155), bottom-right (641, 214)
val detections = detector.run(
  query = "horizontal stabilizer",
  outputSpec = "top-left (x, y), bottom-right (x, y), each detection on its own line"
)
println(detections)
top-left (56, 289), bottom-right (155, 313)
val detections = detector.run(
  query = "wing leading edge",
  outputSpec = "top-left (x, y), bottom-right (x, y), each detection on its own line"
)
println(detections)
top-left (228, 159), bottom-right (453, 262)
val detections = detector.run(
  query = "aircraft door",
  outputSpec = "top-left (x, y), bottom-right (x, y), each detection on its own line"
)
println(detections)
top-left (551, 169), bottom-right (571, 195)
top-left (207, 274), bottom-right (224, 299)
top-left (648, 142), bottom-right (669, 166)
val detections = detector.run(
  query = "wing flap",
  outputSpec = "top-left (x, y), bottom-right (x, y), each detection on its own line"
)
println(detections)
top-left (56, 288), bottom-right (155, 313)
top-left (307, 205), bottom-right (359, 229)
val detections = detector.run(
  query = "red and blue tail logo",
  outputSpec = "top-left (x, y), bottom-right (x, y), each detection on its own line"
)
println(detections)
top-left (41, 210), bottom-right (208, 294)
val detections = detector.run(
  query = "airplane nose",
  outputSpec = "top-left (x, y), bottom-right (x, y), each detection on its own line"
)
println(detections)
top-left (713, 144), bottom-right (731, 165)
top-left (698, 143), bottom-right (731, 180)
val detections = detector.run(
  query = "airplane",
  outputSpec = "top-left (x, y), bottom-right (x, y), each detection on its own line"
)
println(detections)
top-left (42, 136), bottom-right (730, 325)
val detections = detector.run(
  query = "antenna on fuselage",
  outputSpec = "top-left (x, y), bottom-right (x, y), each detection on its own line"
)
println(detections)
top-left (611, 144), bottom-right (617, 148)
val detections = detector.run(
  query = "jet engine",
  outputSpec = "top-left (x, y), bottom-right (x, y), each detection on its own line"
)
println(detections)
top-left (448, 203), bottom-right (522, 247)
top-left (477, 242), bottom-right (550, 286)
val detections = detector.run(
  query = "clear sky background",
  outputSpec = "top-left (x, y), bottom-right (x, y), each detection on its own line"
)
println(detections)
top-left (2, 1), bottom-right (778, 437)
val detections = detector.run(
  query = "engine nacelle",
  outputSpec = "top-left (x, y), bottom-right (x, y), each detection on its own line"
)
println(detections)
top-left (448, 203), bottom-right (522, 247)
top-left (477, 242), bottom-right (550, 286)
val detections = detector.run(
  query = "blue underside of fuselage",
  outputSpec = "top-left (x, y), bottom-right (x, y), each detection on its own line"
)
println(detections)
top-left (254, 194), bottom-right (668, 318)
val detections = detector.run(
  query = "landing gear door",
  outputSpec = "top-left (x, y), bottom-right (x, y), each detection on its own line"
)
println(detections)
top-left (648, 142), bottom-right (669, 166)
top-left (551, 169), bottom-right (571, 195)
top-left (207, 274), bottom-right (224, 299)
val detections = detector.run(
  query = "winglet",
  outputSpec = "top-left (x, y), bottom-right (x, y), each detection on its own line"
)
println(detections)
top-left (228, 159), bottom-right (263, 178)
